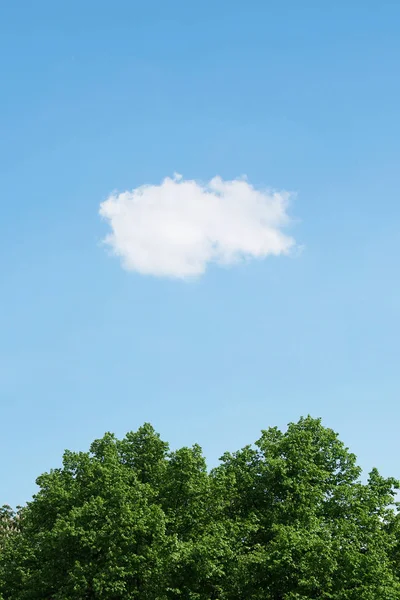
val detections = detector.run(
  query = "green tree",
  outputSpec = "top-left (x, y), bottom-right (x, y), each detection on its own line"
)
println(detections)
top-left (0, 417), bottom-right (399, 599)
top-left (213, 416), bottom-right (400, 599)
top-left (0, 432), bottom-right (172, 599)
top-left (160, 444), bottom-right (228, 599)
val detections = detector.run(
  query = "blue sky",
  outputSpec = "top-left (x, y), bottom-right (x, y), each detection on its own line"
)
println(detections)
top-left (1, 1), bottom-right (400, 507)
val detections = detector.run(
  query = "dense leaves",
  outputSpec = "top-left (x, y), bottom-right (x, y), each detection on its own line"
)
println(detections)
top-left (1, 417), bottom-right (399, 599)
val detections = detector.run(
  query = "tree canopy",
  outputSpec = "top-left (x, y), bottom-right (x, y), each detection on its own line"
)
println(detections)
top-left (1, 416), bottom-right (400, 599)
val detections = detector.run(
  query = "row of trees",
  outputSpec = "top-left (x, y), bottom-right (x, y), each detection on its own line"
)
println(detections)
top-left (1, 416), bottom-right (400, 599)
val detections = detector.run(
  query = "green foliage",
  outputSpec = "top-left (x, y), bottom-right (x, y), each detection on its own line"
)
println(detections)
top-left (1, 417), bottom-right (399, 599)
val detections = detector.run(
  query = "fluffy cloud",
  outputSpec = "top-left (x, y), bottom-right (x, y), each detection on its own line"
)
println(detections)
top-left (99, 174), bottom-right (296, 279)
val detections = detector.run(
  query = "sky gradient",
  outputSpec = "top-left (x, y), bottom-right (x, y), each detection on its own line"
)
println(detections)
top-left (1, 1), bottom-right (400, 507)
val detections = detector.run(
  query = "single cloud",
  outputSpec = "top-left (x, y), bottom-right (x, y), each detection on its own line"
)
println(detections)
top-left (99, 174), bottom-right (296, 279)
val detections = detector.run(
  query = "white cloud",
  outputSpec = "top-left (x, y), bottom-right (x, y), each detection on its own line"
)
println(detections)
top-left (99, 174), bottom-right (296, 279)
